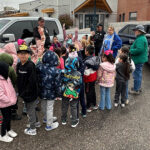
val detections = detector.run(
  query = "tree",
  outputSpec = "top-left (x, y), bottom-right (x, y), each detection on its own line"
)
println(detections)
top-left (59, 14), bottom-right (73, 29)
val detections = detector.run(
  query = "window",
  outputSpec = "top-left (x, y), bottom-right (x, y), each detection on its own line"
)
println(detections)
top-left (119, 14), bottom-right (121, 22)
top-left (3, 21), bottom-right (33, 41)
top-left (129, 12), bottom-right (137, 21)
top-left (0, 20), bottom-right (10, 30)
top-left (120, 24), bottom-right (136, 35)
top-left (122, 13), bottom-right (125, 22)
top-left (33, 20), bottom-right (59, 36)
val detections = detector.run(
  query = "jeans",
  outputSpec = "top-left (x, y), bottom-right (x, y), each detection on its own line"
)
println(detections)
top-left (85, 82), bottom-right (96, 109)
top-left (77, 83), bottom-right (86, 117)
top-left (41, 100), bottom-right (54, 126)
top-left (99, 86), bottom-right (111, 110)
top-left (25, 101), bottom-right (38, 129)
top-left (114, 80), bottom-right (126, 104)
top-left (61, 97), bottom-right (78, 124)
top-left (1, 106), bottom-right (11, 136)
top-left (133, 64), bottom-right (143, 91)
top-left (125, 81), bottom-right (129, 100)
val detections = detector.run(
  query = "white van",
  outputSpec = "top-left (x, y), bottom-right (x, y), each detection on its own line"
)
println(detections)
top-left (0, 17), bottom-right (64, 48)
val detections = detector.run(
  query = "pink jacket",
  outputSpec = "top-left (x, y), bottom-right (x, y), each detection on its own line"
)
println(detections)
top-left (0, 76), bottom-right (17, 108)
top-left (57, 57), bottom-right (64, 70)
top-left (0, 43), bottom-right (18, 70)
top-left (97, 62), bottom-right (116, 87)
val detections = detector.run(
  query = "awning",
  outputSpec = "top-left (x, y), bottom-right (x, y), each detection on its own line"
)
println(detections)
top-left (41, 8), bottom-right (54, 13)
top-left (5, 12), bottom-right (29, 17)
top-left (74, 0), bottom-right (112, 13)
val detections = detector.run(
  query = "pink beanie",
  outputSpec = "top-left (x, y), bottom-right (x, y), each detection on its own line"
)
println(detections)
top-left (17, 39), bottom-right (25, 46)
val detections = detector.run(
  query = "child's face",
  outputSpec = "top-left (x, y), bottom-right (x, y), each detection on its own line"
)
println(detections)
top-left (85, 49), bottom-right (89, 56)
top-left (17, 52), bottom-right (29, 64)
top-left (53, 37), bottom-right (58, 44)
top-left (119, 58), bottom-right (123, 63)
top-left (102, 56), bottom-right (107, 62)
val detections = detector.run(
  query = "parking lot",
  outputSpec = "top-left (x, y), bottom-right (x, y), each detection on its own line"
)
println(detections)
top-left (1, 64), bottom-right (150, 150)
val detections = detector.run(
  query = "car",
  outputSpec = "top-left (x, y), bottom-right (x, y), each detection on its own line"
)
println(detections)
top-left (0, 17), bottom-right (64, 49)
top-left (118, 24), bottom-right (150, 64)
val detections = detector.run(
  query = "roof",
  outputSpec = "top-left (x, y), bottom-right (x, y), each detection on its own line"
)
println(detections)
top-left (74, 0), bottom-right (112, 13)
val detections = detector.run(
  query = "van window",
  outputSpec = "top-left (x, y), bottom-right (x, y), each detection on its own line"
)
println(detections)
top-left (120, 25), bottom-right (135, 35)
top-left (3, 21), bottom-right (33, 41)
top-left (0, 20), bottom-right (10, 30)
top-left (33, 20), bottom-right (59, 36)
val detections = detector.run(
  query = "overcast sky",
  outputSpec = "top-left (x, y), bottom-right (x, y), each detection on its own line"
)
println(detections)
top-left (0, 0), bottom-right (33, 11)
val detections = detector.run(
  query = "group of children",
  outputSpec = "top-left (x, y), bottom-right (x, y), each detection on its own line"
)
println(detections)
top-left (0, 28), bottom-right (136, 143)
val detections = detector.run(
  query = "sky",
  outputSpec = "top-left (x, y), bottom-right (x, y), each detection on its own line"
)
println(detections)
top-left (0, 0), bottom-right (33, 11)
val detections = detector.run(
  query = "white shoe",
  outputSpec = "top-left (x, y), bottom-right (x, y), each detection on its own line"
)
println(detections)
top-left (121, 104), bottom-right (125, 108)
top-left (87, 108), bottom-right (93, 113)
top-left (114, 103), bottom-right (119, 107)
top-left (125, 99), bottom-right (129, 105)
top-left (93, 105), bottom-right (98, 110)
top-left (71, 121), bottom-right (79, 128)
top-left (24, 128), bottom-right (37, 136)
top-left (0, 135), bottom-right (13, 142)
top-left (45, 122), bottom-right (59, 131)
top-left (43, 117), bottom-right (57, 124)
top-left (7, 130), bottom-right (17, 138)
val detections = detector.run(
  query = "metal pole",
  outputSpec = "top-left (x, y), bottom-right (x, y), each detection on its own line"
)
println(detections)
top-left (94, 0), bottom-right (96, 31)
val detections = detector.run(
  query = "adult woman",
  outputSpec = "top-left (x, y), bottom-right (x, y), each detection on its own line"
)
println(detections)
top-left (101, 26), bottom-right (122, 58)
top-left (130, 25), bottom-right (148, 94)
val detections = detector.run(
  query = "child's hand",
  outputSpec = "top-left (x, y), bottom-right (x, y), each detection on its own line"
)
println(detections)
top-left (63, 23), bottom-right (65, 29)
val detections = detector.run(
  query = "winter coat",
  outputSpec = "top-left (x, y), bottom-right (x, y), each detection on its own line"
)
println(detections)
top-left (84, 56), bottom-right (100, 83)
top-left (0, 76), bottom-right (17, 108)
top-left (36, 51), bottom-right (62, 100)
top-left (97, 62), bottom-right (116, 87)
top-left (0, 43), bottom-right (18, 70)
top-left (130, 34), bottom-right (148, 64)
top-left (57, 57), bottom-right (64, 70)
top-left (0, 53), bottom-right (17, 87)
top-left (17, 61), bottom-right (38, 102)
top-left (62, 57), bottom-right (82, 99)
top-left (51, 42), bottom-right (61, 49)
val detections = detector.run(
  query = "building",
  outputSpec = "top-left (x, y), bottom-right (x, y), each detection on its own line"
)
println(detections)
top-left (19, 0), bottom-right (118, 29)
top-left (118, 0), bottom-right (150, 22)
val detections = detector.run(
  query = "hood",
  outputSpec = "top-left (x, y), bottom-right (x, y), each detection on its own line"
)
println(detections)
top-left (100, 62), bottom-right (116, 72)
top-left (68, 51), bottom-right (78, 58)
top-left (0, 62), bottom-right (9, 80)
top-left (3, 43), bottom-right (17, 55)
top-left (42, 51), bottom-right (59, 67)
top-left (0, 53), bottom-right (14, 66)
top-left (65, 57), bottom-right (79, 71)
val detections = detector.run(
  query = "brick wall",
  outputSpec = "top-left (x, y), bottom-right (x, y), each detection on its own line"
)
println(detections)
top-left (118, 0), bottom-right (150, 22)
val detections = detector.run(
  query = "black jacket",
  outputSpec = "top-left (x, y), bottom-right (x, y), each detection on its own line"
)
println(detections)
top-left (94, 30), bottom-right (106, 49)
top-left (116, 62), bottom-right (128, 82)
top-left (17, 61), bottom-right (38, 102)
top-left (33, 26), bottom-right (51, 49)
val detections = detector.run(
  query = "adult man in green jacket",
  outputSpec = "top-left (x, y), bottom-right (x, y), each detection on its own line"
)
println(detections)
top-left (130, 25), bottom-right (148, 94)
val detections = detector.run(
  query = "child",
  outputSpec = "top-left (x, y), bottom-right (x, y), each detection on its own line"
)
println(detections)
top-left (0, 62), bottom-right (17, 142)
top-left (61, 57), bottom-right (82, 127)
top-left (114, 53), bottom-right (130, 108)
top-left (54, 48), bottom-right (64, 70)
top-left (84, 45), bottom-right (100, 112)
top-left (61, 46), bottom-right (68, 65)
top-left (17, 45), bottom-right (39, 135)
top-left (36, 51), bottom-right (62, 131)
top-left (97, 50), bottom-right (116, 110)
top-left (115, 46), bottom-right (135, 105)
top-left (51, 36), bottom-right (61, 49)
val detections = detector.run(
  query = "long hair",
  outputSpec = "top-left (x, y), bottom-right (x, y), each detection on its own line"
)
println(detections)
top-left (119, 53), bottom-right (130, 80)
top-left (103, 53), bottom-right (115, 64)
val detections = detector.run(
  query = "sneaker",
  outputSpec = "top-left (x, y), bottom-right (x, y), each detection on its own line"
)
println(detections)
top-left (43, 117), bottom-right (57, 124)
top-left (125, 99), bottom-right (129, 105)
top-left (71, 121), bottom-right (79, 128)
top-left (7, 130), bottom-right (17, 138)
top-left (62, 120), bottom-right (67, 125)
top-left (93, 105), bottom-right (99, 110)
top-left (82, 114), bottom-right (87, 118)
top-left (24, 128), bottom-right (37, 136)
top-left (45, 122), bottom-right (59, 131)
top-left (22, 112), bottom-right (27, 116)
top-left (121, 104), bottom-right (125, 108)
top-left (26, 122), bottom-right (41, 128)
top-left (129, 89), bottom-right (140, 95)
top-left (87, 108), bottom-right (93, 113)
top-left (114, 103), bottom-right (119, 107)
top-left (0, 135), bottom-right (13, 143)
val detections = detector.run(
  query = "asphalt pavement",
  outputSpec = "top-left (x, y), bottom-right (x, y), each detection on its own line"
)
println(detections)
top-left (1, 64), bottom-right (150, 150)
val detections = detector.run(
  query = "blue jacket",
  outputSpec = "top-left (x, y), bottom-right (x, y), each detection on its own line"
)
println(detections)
top-left (111, 32), bottom-right (122, 58)
top-left (62, 57), bottom-right (82, 100)
top-left (36, 51), bottom-right (62, 100)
